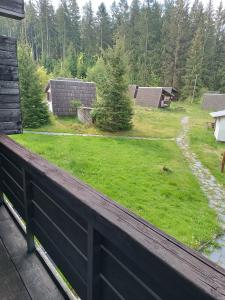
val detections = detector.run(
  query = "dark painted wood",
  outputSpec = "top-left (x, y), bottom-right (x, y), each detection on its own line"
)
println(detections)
top-left (0, 135), bottom-right (225, 300)
top-left (0, 37), bottom-right (22, 134)
top-left (0, 205), bottom-right (65, 299)
top-left (23, 169), bottom-right (35, 253)
top-left (0, 0), bottom-right (24, 20)
top-left (87, 225), bottom-right (101, 300)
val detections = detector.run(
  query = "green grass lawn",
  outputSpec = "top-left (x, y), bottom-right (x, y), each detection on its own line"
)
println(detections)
top-left (25, 105), bottom-right (185, 138)
top-left (12, 133), bottom-right (220, 249)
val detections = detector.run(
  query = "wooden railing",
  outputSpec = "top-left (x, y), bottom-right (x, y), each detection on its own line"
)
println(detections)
top-left (0, 134), bottom-right (224, 300)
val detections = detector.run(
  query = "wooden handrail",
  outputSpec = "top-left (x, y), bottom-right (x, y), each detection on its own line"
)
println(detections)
top-left (0, 134), bottom-right (224, 300)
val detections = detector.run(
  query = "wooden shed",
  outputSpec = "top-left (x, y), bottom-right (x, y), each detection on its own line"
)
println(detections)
top-left (45, 78), bottom-right (96, 116)
top-left (210, 110), bottom-right (225, 142)
top-left (163, 87), bottom-right (179, 100)
top-left (202, 93), bottom-right (225, 111)
top-left (135, 87), bottom-right (173, 108)
top-left (0, 2), bottom-right (23, 134)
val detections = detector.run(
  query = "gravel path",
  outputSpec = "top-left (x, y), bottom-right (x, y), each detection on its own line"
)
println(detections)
top-left (177, 116), bottom-right (225, 267)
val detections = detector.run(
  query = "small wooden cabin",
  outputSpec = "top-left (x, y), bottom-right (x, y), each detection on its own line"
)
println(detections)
top-left (45, 78), bottom-right (96, 116)
top-left (210, 110), bottom-right (225, 142)
top-left (135, 87), bottom-right (173, 108)
top-left (163, 87), bottom-right (179, 100)
top-left (0, 2), bottom-right (23, 134)
top-left (202, 93), bottom-right (225, 111)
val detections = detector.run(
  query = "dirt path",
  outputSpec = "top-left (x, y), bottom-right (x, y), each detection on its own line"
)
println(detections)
top-left (177, 116), bottom-right (225, 267)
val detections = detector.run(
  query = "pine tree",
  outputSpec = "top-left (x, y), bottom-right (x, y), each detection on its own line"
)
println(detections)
top-left (201, 0), bottom-right (216, 90)
top-left (182, 0), bottom-right (205, 99)
top-left (68, 0), bottom-right (81, 53)
top-left (211, 1), bottom-right (225, 91)
top-left (18, 43), bottom-right (49, 128)
top-left (96, 3), bottom-right (112, 51)
top-left (81, 1), bottom-right (96, 57)
top-left (161, 0), bottom-right (190, 89)
top-left (127, 0), bottom-right (142, 83)
top-left (182, 27), bottom-right (204, 99)
top-left (94, 39), bottom-right (133, 131)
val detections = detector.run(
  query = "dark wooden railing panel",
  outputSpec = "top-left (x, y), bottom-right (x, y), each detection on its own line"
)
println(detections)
top-left (0, 0), bottom-right (24, 20)
top-left (0, 135), bottom-right (225, 300)
top-left (32, 217), bottom-right (88, 299)
top-left (32, 181), bottom-right (88, 255)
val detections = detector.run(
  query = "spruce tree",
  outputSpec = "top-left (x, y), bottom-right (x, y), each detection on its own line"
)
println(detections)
top-left (201, 0), bottom-right (216, 90)
top-left (94, 39), bottom-right (133, 131)
top-left (18, 43), bottom-right (49, 128)
top-left (211, 1), bottom-right (225, 91)
top-left (182, 27), bottom-right (204, 99)
top-left (96, 3), bottom-right (112, 51)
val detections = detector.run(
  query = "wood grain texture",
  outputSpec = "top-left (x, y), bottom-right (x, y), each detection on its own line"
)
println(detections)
top-left (0, 135), bottom-right (225, 300)
top-left (0, 205), bottom-right (65, 299)
top-left (0, 36), bottom-right (22, 134)
top-left (0, 0), bottom-right (24, 20)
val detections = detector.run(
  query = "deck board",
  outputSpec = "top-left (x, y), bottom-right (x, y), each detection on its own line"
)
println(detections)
top-left (0, 205), bottom-right (65, 300)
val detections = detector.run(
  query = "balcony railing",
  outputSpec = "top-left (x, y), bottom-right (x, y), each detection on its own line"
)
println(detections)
top-left (0, 134), bottom-right (224, 300)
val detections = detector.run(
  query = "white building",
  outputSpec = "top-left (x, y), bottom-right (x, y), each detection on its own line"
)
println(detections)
top-left (210, 110), bottom-right (225, 142)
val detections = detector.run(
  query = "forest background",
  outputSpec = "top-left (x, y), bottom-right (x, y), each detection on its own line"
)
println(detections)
top-left (1, 0), bottom-right (225, 98)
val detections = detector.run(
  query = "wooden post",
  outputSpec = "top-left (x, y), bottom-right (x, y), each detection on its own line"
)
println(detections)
top-left (0, 191), bottom-right (3, 207)
top-left (22, 169), bottom-right (35, 253)
top-left (192, 74), bottom-right (199, 103)
top-left (221, 152), bottom-right (225, 173)
top-left (87, 225), bottom-right (101, 300)
top-left (0, 154), bottom-right (4, 207)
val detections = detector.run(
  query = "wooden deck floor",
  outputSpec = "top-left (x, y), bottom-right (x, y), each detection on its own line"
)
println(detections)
top-left (0, 205), bottom-right (65, 300)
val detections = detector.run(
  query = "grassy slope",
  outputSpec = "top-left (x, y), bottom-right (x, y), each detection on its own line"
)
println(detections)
top-left (12, 133), bottom-right (219, 249)
top-left (25, 105), bottom-right (184, 138)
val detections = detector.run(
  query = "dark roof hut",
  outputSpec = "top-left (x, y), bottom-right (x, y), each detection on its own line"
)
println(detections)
top-left (45, 78), bottom-right (96, 116)
top-left (163, 87), bottom-right (178, 100)
top-left (202, 93), bottom-right (225, 111)
top-left (135, 87), bottom-right (173, 108)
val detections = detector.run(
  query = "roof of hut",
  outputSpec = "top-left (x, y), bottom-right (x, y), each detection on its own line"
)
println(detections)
top-left (136, 87), bottom-right (172, 108)
top-left (45, 78), bottom-right (82, 92)
top-left (210, 110), bottom-right (225, 118)
top-left (202, 94), bottom-right (225, 111)
top-left (163, 87), bottom-right (178, 95)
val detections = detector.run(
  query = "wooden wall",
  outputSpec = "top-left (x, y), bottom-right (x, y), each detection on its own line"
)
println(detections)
top-left (50, 80), bottom-right (96, 116)
top-left (0, 0), bottom-right (24, 20)
top-left (0, 36), bottom-right (22, 134)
